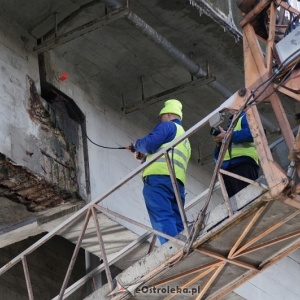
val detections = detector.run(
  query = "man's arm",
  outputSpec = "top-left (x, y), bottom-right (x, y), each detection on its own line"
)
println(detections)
top-left (135, 121), bottom-right (176, 154)
top-left (231, 115), bottom-right (253, 143)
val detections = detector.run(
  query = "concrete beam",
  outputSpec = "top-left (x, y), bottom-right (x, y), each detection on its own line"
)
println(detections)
top-left (33, 7), bottom-right (130, 54)
top-left (190, 0), bottom-right (242, 40)
top-left (0, 199), bottom-right (83, 248)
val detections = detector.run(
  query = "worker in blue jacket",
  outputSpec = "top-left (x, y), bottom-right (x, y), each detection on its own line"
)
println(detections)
top-left (213, 111), bottom-right (259, 198)
top-left (134, 99), bottom-right (191, 244)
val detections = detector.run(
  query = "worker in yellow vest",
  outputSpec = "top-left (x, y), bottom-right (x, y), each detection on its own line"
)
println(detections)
top-left (213, 111), bottom-right (259, 198)
top-left (134, 99), bottom-right (191, 244)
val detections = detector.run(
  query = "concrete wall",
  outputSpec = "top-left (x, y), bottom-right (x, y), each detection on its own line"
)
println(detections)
top-left (0, 14), bottom-right (84, 202)
top-left (0, 9), bottom-right (300, 300)
top-left (42, 48), bottom-right (219, 235)
top-left (0, 14), bottom-right (39, 163)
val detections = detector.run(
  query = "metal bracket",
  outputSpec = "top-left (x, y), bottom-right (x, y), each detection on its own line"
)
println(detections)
top-left (122, 75), bottom-right (216, 114)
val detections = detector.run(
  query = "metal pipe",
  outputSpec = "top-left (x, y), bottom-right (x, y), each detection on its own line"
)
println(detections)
top-left (91, 207), bottom-right (113, 291)
top-left (35, 0), bottom-right (279, 133)
top-left (124, 10), bottom-right (279, 132)
top-left (125, 11), bottom-right (206, 78)
top-left (103, 1), bottom-right (277, 132)
top-left (22, 257), bottom-right (34, 300)
top-left (52, 232), bottom-right (153, 300)
top-left (58, 209), bottom-right (92, 300)
top-left (165, 151), bottom-right (189, 236)
top-left (104, 1), bottom-right (229, 94)
top-left (208, 81), bottom-right (233, 99)
top-left (94, 204), bottom-right (185, 246)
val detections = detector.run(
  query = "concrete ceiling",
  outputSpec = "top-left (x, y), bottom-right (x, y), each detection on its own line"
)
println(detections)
top-left (1, 0), bottom-right (297, 164)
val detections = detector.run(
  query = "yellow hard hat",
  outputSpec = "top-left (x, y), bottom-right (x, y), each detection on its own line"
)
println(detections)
top-left (159, 99), bottom-right (183, 120)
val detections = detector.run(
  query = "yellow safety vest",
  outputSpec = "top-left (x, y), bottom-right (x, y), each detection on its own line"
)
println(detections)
top-left (143, 123), bottom-right (191, 184)
top-left (224, 116), bottom-right (258, 164)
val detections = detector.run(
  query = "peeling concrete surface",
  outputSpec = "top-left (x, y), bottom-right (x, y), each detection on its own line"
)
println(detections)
top-left (26, 76), bottom-right (80, 193)
top-left (0, 153), bottom-right (82, 211)
top-left (27, 75), bottom-right (52, 129)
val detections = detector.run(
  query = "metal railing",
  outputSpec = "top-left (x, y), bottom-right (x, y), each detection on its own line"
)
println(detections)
top-left (0, 95), bottom-right (240, 299)
top-left (0, 93), bottom-right (286, 300)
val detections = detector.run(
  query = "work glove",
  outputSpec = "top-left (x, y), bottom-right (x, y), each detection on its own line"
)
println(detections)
top-left (134, 151), bottom-right (146, 161)
top-left (213, 126), bottom-right (226, 145)
top-left (126, 143), bottom-right (136, 152)
top-left (125, 143), bottom-right (146, 161)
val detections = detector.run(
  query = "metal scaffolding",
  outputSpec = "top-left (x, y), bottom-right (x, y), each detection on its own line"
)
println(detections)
top-left (1, 1), bottom-right (300, 299)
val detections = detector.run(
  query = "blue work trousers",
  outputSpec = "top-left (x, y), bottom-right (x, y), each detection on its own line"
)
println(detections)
top-left (143, 175), bottom-right (185, 245)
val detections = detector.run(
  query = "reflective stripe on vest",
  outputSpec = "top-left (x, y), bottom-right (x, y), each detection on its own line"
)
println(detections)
top-left (142, 123), bottom-right (191, 184)
top-left (224, 116), bottom-right (259, 164)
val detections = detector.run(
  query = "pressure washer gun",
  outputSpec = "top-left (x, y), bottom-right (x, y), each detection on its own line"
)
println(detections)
top-left (125, 143), bottom-right (144, 160)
